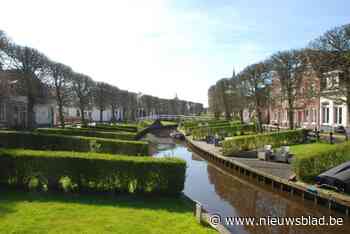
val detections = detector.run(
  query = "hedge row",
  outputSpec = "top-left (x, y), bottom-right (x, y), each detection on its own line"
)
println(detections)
top-left (222, 129), bottom-right (306, 156)
top-left (0, 149), bottom-right (185, 195)
top-left (181, 120), bottom-right (242, 135)
top-left (0, 131), bottom-right (148, 156)
top-left (181, 120), bottom-right (230, 130)
top-left (192, 124), bottom-right (257, 140)
top-left (92, 124), bottom-right (138, 132)
top-left (292, 142), bottom-right (350, 182)
top-left (36, 128), bottom-right (136, 141)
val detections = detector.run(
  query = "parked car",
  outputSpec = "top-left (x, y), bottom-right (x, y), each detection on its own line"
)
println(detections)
top-left (334, 126), bottom-right (346, 134)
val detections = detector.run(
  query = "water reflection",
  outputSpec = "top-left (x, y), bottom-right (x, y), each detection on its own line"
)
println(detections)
top-left (152, 137), bottom-right (349, 234)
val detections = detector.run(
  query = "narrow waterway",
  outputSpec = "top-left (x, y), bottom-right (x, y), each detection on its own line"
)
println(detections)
top-left (148, 130), bottom-right (349, 234)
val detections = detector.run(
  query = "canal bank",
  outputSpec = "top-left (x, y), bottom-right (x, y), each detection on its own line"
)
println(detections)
top-left (148, 129), bottom-right (350, 234)
top-left (185, 135), bottom-right (350, 216)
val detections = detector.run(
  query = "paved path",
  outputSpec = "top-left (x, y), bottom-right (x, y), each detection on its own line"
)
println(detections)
top-left (192, 140), bottom-right (294, 180)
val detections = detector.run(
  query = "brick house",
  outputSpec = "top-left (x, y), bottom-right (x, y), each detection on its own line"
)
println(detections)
top-left (269, 69), bottom-right (321, 129)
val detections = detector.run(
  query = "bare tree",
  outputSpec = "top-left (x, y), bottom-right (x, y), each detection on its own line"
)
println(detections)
top-left (45, 61), bottom-right (73, 128)
top-left (0, 30), bottom-right (9, 70)
top-left (71, 73), bottom-right (95, 125)
top-left (2, 44), bottom-right (49, 129)
top-left (270, 50), bottom-right (308, 129)
top-left (239, 62), bottom-right (270, 131)
top-left (93, 82), bottom-right (112, 122)
top-left (307, 24), bottom-right (350, 126)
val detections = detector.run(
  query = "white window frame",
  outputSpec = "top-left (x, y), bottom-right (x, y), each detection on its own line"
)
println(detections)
top-left (334, 106), bottom-right (343, 125)
top-left (322, 105), bottom-right (330, 124)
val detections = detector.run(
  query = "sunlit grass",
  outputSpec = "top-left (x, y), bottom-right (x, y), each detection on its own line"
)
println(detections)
top-left (0, 189), bottom-right (215, 234)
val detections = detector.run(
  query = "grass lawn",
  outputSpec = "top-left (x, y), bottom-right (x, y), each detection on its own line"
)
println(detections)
top-left (161, 121), bottom-right (178, 126)
top-left (289, 142), bottom-right (336, 159)
top-left (0, 189), bottom-right (215, 234)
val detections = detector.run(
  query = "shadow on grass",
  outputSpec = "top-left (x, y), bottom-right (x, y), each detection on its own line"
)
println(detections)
top-left (0, 187), bottom-right (194, 215)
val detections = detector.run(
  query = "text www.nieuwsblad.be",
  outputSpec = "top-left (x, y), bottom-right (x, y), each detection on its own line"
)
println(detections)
top-left (208, 213), bottom-right (344, 227)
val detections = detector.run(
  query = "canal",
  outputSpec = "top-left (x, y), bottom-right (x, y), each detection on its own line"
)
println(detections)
top-left (148, 130), bottom-right (349, 234)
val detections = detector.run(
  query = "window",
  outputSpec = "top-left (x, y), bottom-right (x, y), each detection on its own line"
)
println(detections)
top-left (322, 105), bottom-right (329, 124)
top-left (0, 103), bottom-right (6, 121)
top-left (326, 76), bottom-right (339, 89)
top-left (334, 106), bottom-right (343, 125)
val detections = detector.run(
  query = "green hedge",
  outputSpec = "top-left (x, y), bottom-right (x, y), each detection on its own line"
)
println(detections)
top-left (0, 149), bottom-right (185, 195)
top-left (181, 120), bottom-right (242, 135)
top-left (222, 129), bottom-right (306, 156)
top-left (192, 124), bottom-right (256, 140)
top-left (92, 124), bottom-right (138, 132)
top-left (36, 128), bottom-right (136, 141)
top-left (0, 131), bottom-right (148, 156)
top-left (291, 143), bottom-right (350, 182)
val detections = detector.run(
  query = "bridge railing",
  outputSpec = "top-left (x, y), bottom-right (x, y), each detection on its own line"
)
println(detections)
top-left (136, 115), bottom-right (213, 122)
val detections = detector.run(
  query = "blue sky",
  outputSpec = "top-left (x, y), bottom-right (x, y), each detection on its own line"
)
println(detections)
top-left (1, 0), bottom-right (349, 106)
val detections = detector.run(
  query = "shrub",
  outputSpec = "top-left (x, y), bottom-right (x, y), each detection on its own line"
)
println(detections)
top-left (192, 124), bottom-right (257, 140)
top-left (291, 143), bottom-right (350, 182)
top-left (92, 124), bottom-right (138, 132)
top-left (0, 149), bottom-right (186, 195)
top-left (222, 129), bottom-right (306, 156)
top-left (36, 128), bottom-right (136, 141)
top-left (0, 131), bottom-right (148, 156)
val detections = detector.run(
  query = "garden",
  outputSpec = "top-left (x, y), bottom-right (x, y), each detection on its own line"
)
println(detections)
top-left (0, 123), bottom-right (214, 233)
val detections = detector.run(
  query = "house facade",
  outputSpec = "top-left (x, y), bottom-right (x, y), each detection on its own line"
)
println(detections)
top-left (269, 69), bottom-right (348, 130)
top-left (319, 70), bottom-right (348, 131)
top-left (0, 71), bottom-right (57, 128)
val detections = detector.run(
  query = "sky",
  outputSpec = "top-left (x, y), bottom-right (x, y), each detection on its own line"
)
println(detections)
top-left (1, 0), bottom-right (350, 107)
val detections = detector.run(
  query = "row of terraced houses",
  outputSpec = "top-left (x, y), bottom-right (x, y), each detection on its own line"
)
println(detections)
top-left (0, 70), bottom-right (203, 128)
top-left (269, 68), bottom-right (347, 131)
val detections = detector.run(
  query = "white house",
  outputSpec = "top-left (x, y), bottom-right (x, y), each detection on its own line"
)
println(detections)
top-left (320, 97), bottom-right (348, 131)
top-left (320, 70), bottom-right (348, 131)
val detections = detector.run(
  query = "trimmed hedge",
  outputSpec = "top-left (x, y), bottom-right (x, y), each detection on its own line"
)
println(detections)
top-left (0, 131), bottom-right (148, 156)
top-left (92, 124), bottom-right (138, 133)
top-left (181, 120), bottom-right (241, 135)
top-left (0, 149), bottom-right (185, 195)
top-left (36, 128), bottom-right (136, 141)
top-left (222, 129), bottom-right (306, 156)
top-left (291, 143), bottom-right (350, 182)
top-left (192, 124), bottom-right (257, 140)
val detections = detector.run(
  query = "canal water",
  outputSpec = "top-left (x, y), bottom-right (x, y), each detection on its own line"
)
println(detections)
top-left (148, 130), bottom-right (350, 234)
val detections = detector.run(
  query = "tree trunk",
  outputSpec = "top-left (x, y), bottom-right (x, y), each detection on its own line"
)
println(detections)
top-left (80, 106), bottom-right (85, 125)
top-left (225, 111), bottom-right (230, 120)
top-left (240, 109), bottom-right (244, 124)
top-left (27, 96), bottom-right (35, 129)
top-left (99, 109), bottom-right (103, 123)
top-left (58, 103), bottom-right (65, 128)
top-left (288, 109), bottom-right (294, 130)
top-left (256, 109), bottom-right (263, 132)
